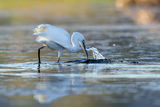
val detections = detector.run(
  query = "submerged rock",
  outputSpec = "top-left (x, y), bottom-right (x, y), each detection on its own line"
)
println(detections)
top-left (66, 59), bottom-right (112, 63)
top-left (66, 59), bottom-right (139, 64)
top-left (66, 47), bottom-right (139, 64)
top-left (66, 59), bottom-right (112, 64)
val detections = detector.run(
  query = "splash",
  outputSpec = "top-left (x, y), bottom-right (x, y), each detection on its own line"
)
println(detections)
top-left (87, 47), bottom-right (105, 59)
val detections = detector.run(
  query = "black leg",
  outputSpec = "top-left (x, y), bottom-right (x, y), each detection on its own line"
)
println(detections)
top-left (38, 46), bottom-right (45, 64)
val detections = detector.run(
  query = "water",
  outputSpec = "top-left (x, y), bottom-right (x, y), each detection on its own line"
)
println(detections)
top-left (87, 47), bottom-right (105, 59)
top-left (1, 25), bottom-right (160, 107)
top-left (1, 3), bottom-right (160, 107)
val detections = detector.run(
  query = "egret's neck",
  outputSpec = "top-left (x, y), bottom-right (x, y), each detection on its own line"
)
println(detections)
top-left (67, 35), bottom-right (81, 52)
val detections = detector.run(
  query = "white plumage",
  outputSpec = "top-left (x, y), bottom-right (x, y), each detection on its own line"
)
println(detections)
top-left (33, 24), bottom-right (88, 63)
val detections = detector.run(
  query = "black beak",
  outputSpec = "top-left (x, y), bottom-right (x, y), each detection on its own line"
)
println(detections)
top-left (80, 40), bottom-right (88, 59)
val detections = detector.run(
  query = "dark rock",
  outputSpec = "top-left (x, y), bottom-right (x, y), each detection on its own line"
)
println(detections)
top-left (65, 59), bottom-right (139, 64)
top-left (66, 59), bottom-right (112, 64)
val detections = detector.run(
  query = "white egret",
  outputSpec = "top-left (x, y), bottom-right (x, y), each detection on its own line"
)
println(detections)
top-left (33, 24), bottom-right (88, 64)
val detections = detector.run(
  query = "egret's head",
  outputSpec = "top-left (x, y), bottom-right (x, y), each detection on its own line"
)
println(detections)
top-left (33, 24), bottom-right (50, 36)
top-left (72, 32), bottom-right (88, 59)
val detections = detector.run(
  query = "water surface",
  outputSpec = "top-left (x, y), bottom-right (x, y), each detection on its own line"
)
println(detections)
top-left (1, 3), bottom-right (160, 107)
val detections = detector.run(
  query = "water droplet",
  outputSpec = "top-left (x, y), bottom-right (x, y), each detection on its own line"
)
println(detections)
top-left (87, 47), bottom-right (105, 59)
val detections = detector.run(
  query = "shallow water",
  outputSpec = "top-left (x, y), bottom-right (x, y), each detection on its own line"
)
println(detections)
top-left (1, 4), bottom-right (160, 107)
top-left (0, 24), bottom-right (160, 107)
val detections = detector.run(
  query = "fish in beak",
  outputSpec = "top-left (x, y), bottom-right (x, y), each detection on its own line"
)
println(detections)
top-left (79, 40), bottom-right (88, 59)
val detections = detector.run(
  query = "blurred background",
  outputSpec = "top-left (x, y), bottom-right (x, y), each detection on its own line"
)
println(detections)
top-left (1, 0), bottom-right (160, 26)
